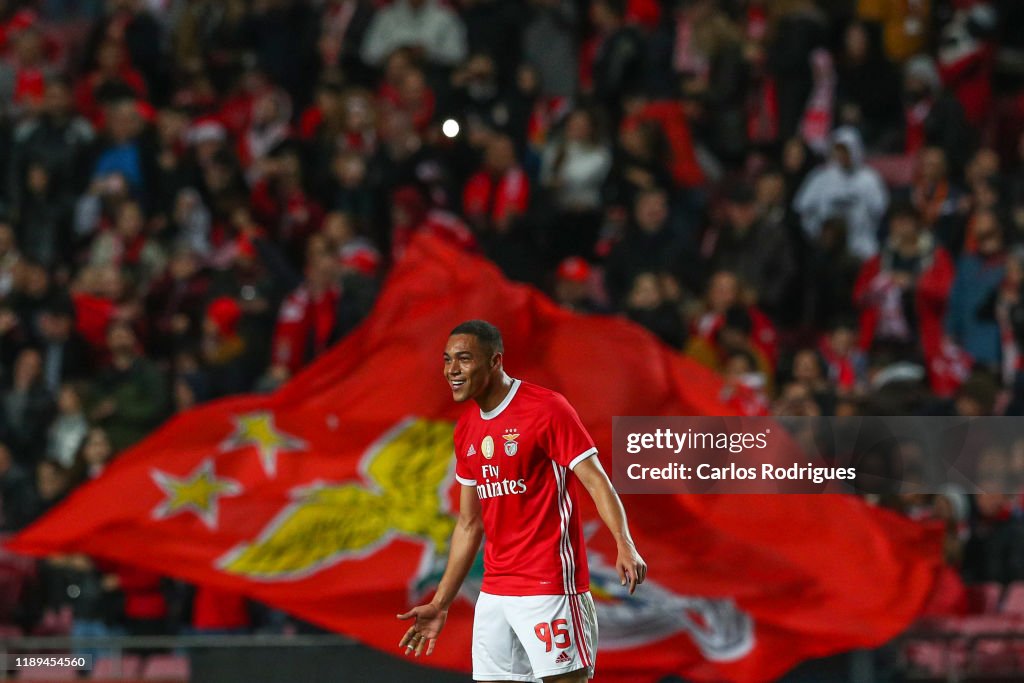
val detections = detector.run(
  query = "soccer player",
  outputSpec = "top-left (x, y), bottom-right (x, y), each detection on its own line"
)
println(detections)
top-left (398, 320), bottom-right (647, 682)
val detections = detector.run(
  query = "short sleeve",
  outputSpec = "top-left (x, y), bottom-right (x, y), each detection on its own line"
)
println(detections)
top-left (542, 394), bottom-right (598, 470)
top-left (454, 424), bottom-right (477, 486)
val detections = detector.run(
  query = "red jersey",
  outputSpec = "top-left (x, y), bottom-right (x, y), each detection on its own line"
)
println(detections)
top-left (454, 379), bottom-right (596, 596)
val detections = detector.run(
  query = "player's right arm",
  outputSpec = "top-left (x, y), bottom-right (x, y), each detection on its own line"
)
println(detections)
top-left (397, 484), bottom-right (482, 656)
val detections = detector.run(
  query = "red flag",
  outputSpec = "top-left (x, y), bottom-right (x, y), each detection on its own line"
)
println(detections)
top-left (8, 236), bottom-right (942, 682)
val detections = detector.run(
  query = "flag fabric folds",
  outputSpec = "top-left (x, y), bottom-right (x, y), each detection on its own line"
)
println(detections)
top-left (8, 236), bottom-right (943, 682)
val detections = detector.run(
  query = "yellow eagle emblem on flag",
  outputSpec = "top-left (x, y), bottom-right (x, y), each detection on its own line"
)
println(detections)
top-left (218, 418), bottom-right (455, 579)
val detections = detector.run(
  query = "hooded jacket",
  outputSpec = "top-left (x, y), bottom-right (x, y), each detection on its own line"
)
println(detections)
top-left (793, 127), bottom-right (889, 260)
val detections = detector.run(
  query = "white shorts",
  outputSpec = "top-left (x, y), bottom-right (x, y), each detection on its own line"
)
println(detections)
top-left (472, 591), bottom-right (597, 682)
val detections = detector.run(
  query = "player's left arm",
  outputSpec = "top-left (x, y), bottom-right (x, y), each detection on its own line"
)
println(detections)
top-left (573, 456), bottom-right (647, 594)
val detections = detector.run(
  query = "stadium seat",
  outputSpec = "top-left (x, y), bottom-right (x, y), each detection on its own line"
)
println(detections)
top-left (0, 623), bottom-right (22, 637)
top-left (0, 536), bottom-right (37, 575)
top-left (903, 639), bottom-right (967, 676)
top-left (1001, 582), bottom-right (1024, 615)
top-left (0, 569), bottom-right (26, 621)
top-left (32, 606), bottom-right (73, 636)
top-left (971, 637), bottom-right (1017, 674)
top-left (91, 654), bottom-right (143, 679)
top-left (141, 654), bottom-right (190, 680)
top-left (966, 582), bottom-right (1003, 614)
top-left (16, 665), bottom-right (76, 680)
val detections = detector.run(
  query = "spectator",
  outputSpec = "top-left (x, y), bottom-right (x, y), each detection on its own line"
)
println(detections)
top-left (144, 245), bottom-right (211, 362)
top-left (902, 54), bottom-right (973, 177)
top-left (91, 98), bottom-right (148, 196)
top-left (603, 119), bottom-right (673, 215)
top-left (910, 146), bottom-right (962, 251)
top-left (0, 441), bottom-right (36, 531)
top-left (109, 564), bottom-right (168, 642)
top-left (959, 149), bottom-right (1005, 254)
top-left (69, 426), bottom-right (115, 486)
top-left (539, 107), bottom-right (612, 261)
top-left (835, 19), bottom-right (900, 146)
top-left (270, 251), bottom-right (341, 375)
top-left (9, 77), bottom-right (95, 207)
top-left (522, 0), bottom-right (577, 100)
top-left (89, 199), bottom-right (167, 291)
top-left (789, 347), bottom-right (835, 413)
top-left (74, 39), bottom-right (147, 126)
top-left (240, 0), bottom-right (318, 104)
top-left (41, 551), bottom-right (123, 662)
top-left (13, 161), bottom-right (73, 269)
top-left (552, 257), bottom-right (605, 314)
top-left (624, 271), bottom-right (685, 349)
top-left (767, 0), bottom-right (827, 140)
top-left (857, 0), bottom-right (931, 64)
top-left (937, 3), bottom-right (997, 129)
top-left (705, 183), bottom-right (796, 319)
top-left (853, 202), bottom-right (954, 361)
top-left (589, 0), bottom-right (645, 121)
top-left (0, 24), bottom-right (56, 114)
top-left (46, 383), bottom-right (88, 470)
top-left (191, 586), bottom-right (251, 634)
top-left (389, 187), bottom-right (477, 261)
top-left (1, 347), bottom-right (55, 463)
top-left (36, 298), bottom-right (90, 393)
top-left (604, 188), bottom-right (688, 305)
top-left (458, 0), bottom-right (525, 82)
top-left (686, 304), bottom-right (773, 390)
top-left (324, 148), bottom-right (376, 227)
top-left (313, 0), bottom-right (375, 84)
top-left (250, 145), bottom-right (325, 266)
top-left (669, 0), bottom-right (747, 162)
top-left (462, 134), bottom-right (530, 237)
top-left (359, 0), bottom-right (468, 69)
top-left (945, 210), bottom-right (1006, 369)
top-left (9, 259), bottom-right (57, 338)
top-left (0, 222), bottom-right (21, 299)
top-left (87, 321), bottom-right (169, 451)
top-left (30, 459), bottom-right (70, 522)
top-left (977, 247), bottom-right (1024, 394)
top-left (451, 53), bottom-right (524, 140)
top-left (237, 87), bottom-right (292, 183)
top-left (201, 296), bottom-right (248, 397)
top-left (819, 321), bottom-right (868, 394)
top-left (84, 0), bottom-right (163, 96)
top-left (794, 126), bottom-right (889, 260)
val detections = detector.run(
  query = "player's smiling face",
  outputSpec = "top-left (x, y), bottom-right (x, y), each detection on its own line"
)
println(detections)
top-left (443, 334), bottom-right (495, 403)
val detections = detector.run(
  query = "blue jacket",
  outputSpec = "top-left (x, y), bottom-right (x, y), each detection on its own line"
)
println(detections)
top-left (945, 254), bottom-right (1005, 366)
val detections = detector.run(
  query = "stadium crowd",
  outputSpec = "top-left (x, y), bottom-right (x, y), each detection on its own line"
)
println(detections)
top-left (0, 0), bottom-right (1022, 643)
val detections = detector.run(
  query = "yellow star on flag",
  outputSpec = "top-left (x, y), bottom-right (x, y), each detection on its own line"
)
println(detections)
top-left (219, 411), bottom-right (308, 477)
top-left (151, 460), bottom-right (242, 530)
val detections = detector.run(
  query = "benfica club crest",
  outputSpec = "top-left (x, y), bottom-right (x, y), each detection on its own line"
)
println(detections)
top-left (502, 429), bottom-right (520, 456)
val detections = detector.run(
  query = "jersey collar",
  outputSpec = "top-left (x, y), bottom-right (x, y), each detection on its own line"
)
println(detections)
top-left (480, 378), bottom-right (521, 420)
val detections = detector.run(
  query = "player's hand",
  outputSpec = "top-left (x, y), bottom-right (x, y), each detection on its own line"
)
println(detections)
top-left (616, 541), bottom-right (647, 595)
top-left (396, 602), bottom-right (447, 657)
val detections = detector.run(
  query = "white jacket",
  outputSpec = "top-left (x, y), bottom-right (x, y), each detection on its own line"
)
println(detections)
top-left (793, 127), bottom-right (889, 260)
top-left (360, 0), bottom-right (468, 67)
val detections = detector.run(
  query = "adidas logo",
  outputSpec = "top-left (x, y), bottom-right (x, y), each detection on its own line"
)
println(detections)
top-left (467, 445), bottom-right (476, 457)
top-left (554, 651), bottom-right (572, 665)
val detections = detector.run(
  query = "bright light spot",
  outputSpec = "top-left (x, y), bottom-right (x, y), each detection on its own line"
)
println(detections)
top-left (442, 119), bottom-right (460, 138)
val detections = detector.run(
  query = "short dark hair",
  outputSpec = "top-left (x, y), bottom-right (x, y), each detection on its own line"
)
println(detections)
top-left (450, 320), bottom-right (504, 356)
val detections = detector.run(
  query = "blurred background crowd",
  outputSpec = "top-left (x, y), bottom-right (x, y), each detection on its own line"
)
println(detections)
top-left (0, 0), bottom-right (1022, 646)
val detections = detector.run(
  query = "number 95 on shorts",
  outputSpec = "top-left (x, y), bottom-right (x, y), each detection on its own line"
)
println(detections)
top-left (472, 591), bottom-right (597, 682)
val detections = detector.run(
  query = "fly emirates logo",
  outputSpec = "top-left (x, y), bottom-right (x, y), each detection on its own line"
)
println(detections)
top-left (477, 464), bottom-right (527, 500)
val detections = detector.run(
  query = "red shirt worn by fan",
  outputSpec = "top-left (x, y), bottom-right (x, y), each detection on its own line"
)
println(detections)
top-left (453, 379), bottom-right (596, 597)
